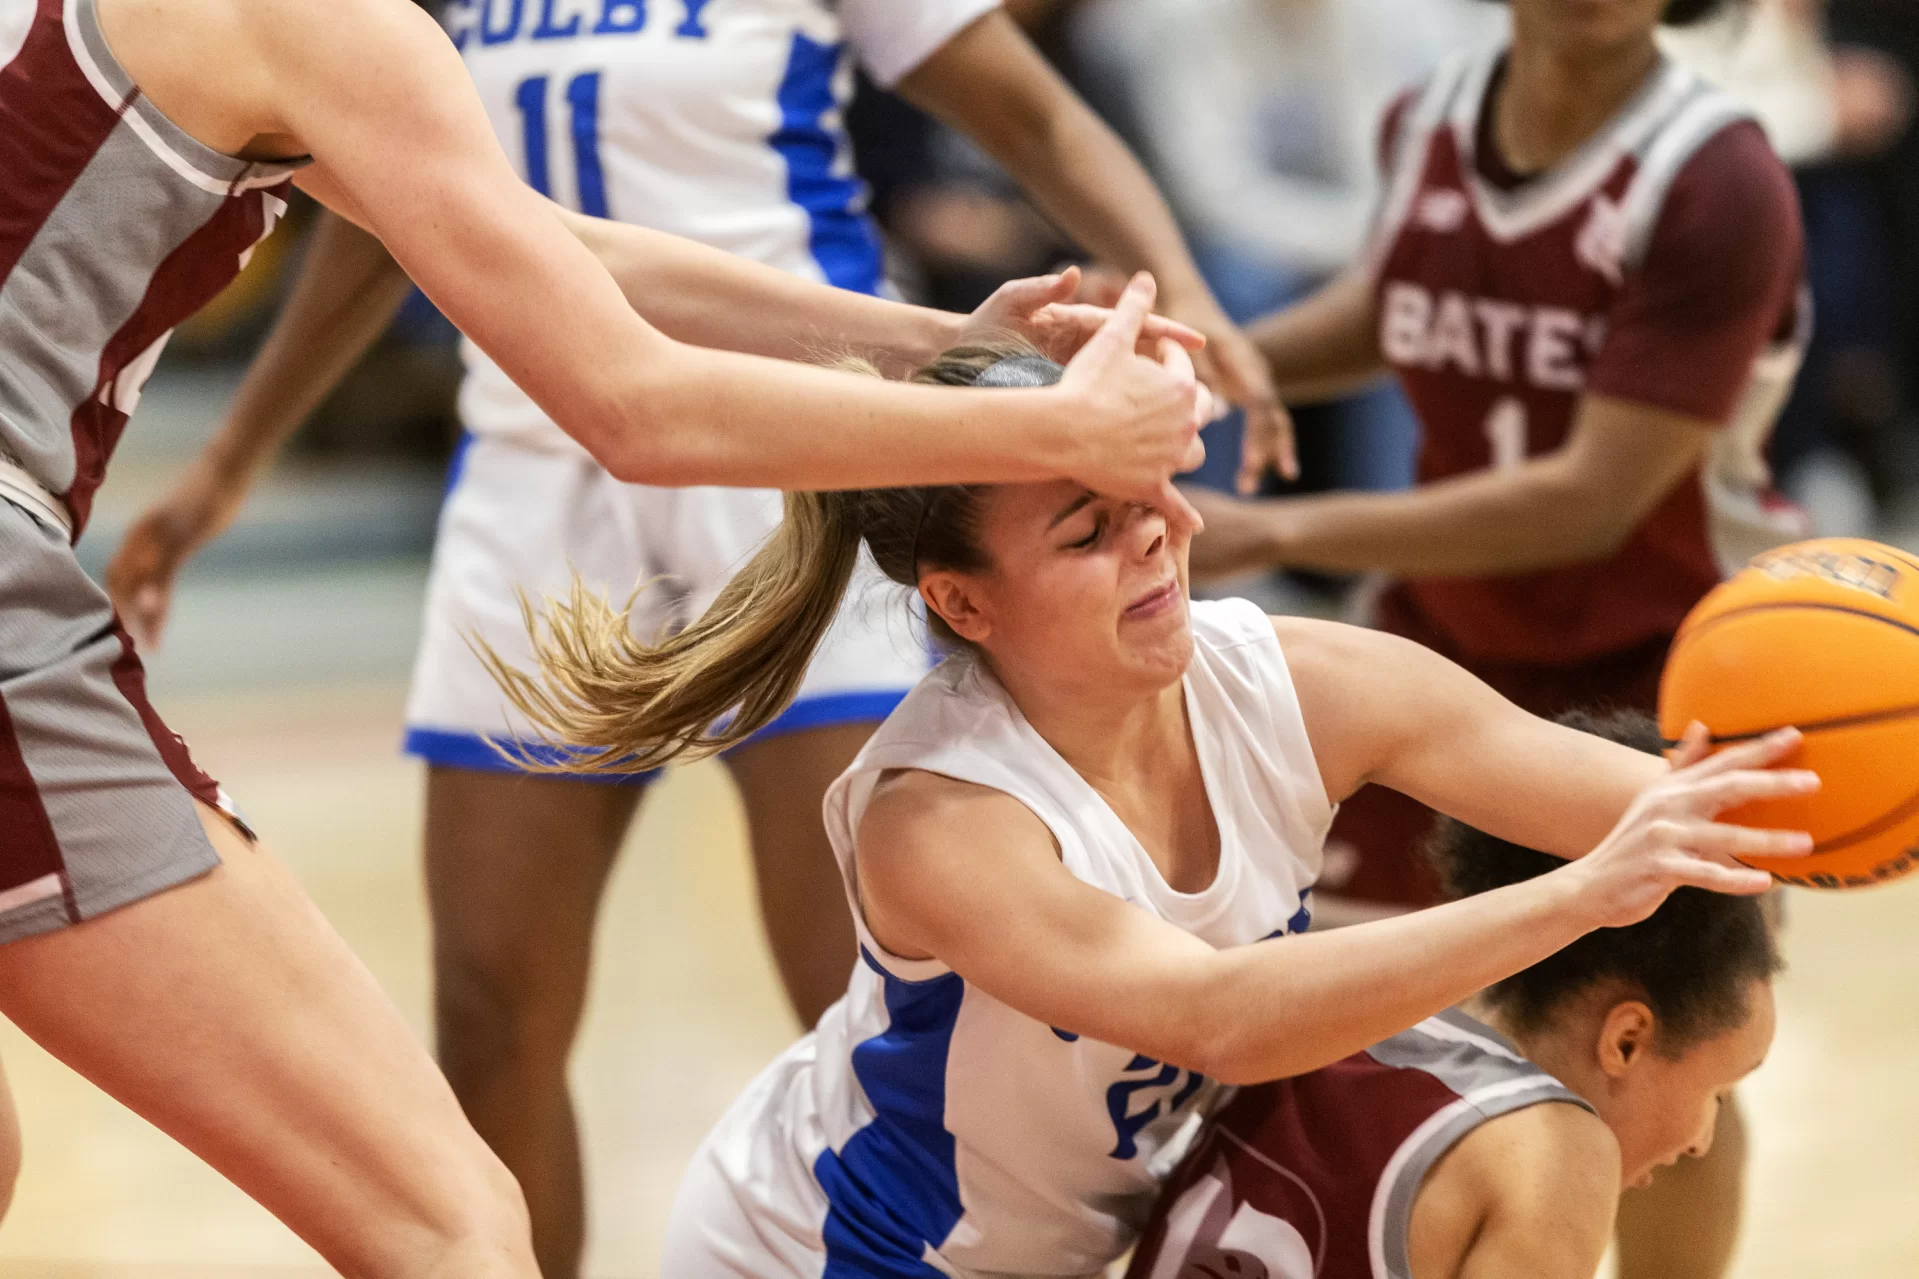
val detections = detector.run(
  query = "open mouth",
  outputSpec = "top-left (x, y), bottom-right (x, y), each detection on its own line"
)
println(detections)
top-left (1123, 579), bottom-right (1181, 620)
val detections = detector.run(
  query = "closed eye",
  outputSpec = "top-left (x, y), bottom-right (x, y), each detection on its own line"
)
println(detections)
top-left (1064, 516), bottom-right (1103, 550)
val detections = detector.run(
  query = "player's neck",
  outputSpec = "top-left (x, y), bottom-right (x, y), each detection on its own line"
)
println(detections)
top-left (1494, 33), bottom-right (1662, 176)
top-left (1007, 670), bottom-right (1197, 800)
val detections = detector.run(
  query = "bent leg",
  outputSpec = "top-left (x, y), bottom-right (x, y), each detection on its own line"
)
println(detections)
top-left (1614, 1093), bottom-right (1749, 1279)
top-left (425, 765), bottom-right (642, 1279)
top-left (0, 804), bottom-right (535, 1278)
top-left (725, 722), bottom-right (874, 1030)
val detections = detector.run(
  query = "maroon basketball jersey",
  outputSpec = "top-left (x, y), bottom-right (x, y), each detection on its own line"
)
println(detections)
top-left (0, 0), bottom-right (307, 536)
top-left (1367, 50), bottom-right (1806, 666)
top-left (1126, 1011), bottom-right (1590, 1279)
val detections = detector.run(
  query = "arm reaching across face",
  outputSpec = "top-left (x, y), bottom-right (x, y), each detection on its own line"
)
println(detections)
top-left (109, 0), bottom-right (1209, 505)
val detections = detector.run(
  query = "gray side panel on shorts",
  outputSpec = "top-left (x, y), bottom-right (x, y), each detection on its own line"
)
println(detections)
top-left (1367, 1011), bottom-right (1597, 1279)
top-left (0, 500), bottom-right (218, 943)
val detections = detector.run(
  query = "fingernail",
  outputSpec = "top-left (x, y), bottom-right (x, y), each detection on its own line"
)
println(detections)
top-left (1789, 831), bottom-right (1814, 851)
top-left (1789, 771), bottom-right (1821, 791)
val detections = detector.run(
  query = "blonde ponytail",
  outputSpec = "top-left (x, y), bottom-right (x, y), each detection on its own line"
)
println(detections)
top-left (477, 488), bottom-right (865, 773)
top-left (483, 339), bottom-right (1043, 777)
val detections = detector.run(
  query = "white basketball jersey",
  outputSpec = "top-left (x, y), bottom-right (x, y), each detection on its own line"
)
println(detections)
top-left (678, 599), bottom-right (1331, 1276)
top-left (440, 0), bottom-right (997, 450)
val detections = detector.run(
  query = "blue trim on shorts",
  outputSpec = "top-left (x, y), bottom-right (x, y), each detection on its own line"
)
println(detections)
top-left (739, 688), bottom-right (910, 747)
top-left (402, 689), bottom-right (909, 784)
top-left (401, 727), bottom-right (660, 785)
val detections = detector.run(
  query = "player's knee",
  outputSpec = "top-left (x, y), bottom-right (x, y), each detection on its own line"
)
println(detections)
top-left (433, 945), bottom-right (577, 1086)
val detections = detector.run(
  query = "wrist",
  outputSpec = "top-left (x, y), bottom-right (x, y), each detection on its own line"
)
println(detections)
top-left (1539, 859), bottom-right (1610, 935)
top-left (903, 306), bottom-right (965, 370)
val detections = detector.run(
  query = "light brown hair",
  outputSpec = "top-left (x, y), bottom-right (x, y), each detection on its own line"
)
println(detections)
top-left (476, 343), bottom-right (1037, 774)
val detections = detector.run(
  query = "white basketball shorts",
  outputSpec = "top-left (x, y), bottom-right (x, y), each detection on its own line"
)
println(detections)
top-left (402, 434), bottom-right (930, 780)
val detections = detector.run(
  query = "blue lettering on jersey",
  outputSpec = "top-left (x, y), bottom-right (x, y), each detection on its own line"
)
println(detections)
top-left (595, 0), bottom-right (646, 34)
top-left (531, 0), bottom-right (583, 40)
top-left (1106, 1054), bottom-right (1210, 1161)
top-left (676, 0), bottom-right (714, 38)
top-left (479, 0), bottom-right (525, 45)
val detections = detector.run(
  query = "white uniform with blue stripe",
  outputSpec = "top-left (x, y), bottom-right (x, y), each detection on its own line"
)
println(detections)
top-left (666, 598), bottom-right (1332, 1276)
top-left (404, 0), bottom-right (993, 767)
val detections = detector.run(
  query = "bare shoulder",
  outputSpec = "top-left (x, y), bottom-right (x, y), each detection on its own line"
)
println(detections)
top-left (1410, 1102), bottom-right (1619, 1279)
top-left (858, 769), bottom-right (1057, 874)
top-left (98, 0), bottom-right (449, 155)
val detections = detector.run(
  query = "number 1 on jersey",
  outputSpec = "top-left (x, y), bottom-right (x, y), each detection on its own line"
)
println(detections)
top-left (512, 73), bottom-right (610, 218)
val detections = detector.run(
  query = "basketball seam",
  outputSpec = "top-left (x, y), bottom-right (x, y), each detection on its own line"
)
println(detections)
top-left (1676, 600), bottom-right (1919, 645)
top-left (1796, 783), bottom-right (1919, 858)
top-left (1658, 702), bottom-right (1919, 748)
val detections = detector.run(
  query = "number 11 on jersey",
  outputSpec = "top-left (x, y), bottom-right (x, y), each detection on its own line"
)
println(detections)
top-left (513, 72), bottom-right (610, 218)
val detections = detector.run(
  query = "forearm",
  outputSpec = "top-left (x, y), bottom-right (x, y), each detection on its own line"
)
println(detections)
top-left (1249, 269), bottom-right (1388, 403)
top-left (986, 102), bottom-right (1216, 317)
top-left (561, 210), bottom-right (959, 375)
top-left (1190, 870), bottom-right (1599, 1084)
top-left (1227, 460), bottom-right (1625, 577)
top-left (192, 212), bottom-right (410, 522)
top-left (602, 340), bottom-right (1078, 489)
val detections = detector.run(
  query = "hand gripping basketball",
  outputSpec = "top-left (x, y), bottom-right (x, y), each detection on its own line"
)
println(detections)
top-left (1570, 724), bottom-right (1818, 929)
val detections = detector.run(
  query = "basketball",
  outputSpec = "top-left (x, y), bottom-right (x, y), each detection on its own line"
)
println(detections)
top-left (1659, 538), bottom-right (1919, 889)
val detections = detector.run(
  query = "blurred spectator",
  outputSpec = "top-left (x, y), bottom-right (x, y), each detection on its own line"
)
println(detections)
top-left (1066, 0), bottom-right (1505, 499)
top-left (1667, 0), bottom-right (1915, 534)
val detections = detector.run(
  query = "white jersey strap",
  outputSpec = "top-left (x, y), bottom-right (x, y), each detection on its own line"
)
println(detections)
top-left (0, 455), bottom-right (72, 540)
top-left (1364, 51), bottom-right (1480, 275)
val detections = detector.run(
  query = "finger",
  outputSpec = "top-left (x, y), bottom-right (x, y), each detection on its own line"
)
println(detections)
top-left (1050, 263), bottom-right (1082, 303)
top-left (1667, 856), bottom-right (1777, 897)
top-left (1043, 305), bottom-right (1206, 354)
top-left (1159, 478), bottom-right (1203, 535)
top-left (1237, 403), bottom-right (1279, 495)
top-left (1684, 726), bottom-right (1804, 777)
top-left (1157, 333), bottom-right (1197, 385)
top-left (1681, 767), bottom-right (1821, 816)
top-left (1678, 819), bottom-right (1816, 861)
top-left (1668, 720), bottom-right (1713, 770)
top-left (126, 586), bottom-right (163, 653)
top-left (1272, 402), bottom-right (1299, 481)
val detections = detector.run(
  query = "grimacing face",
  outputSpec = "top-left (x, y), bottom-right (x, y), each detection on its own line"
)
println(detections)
top-left (918, 482), bottom-right (1195, 700)
top-left (1595, 980), bottom-right (1776, 1190)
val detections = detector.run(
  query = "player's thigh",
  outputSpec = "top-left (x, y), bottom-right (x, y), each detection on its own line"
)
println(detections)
top-left (424, 766), bottom-right (644, 1046)
top-left (0, 805), bottom-right (530, 1273)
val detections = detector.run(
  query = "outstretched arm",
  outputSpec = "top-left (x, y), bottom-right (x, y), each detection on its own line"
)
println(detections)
top-left (111, 0), bottom-right (1207, 504)
top-left (855, 706), bottom-right (1808, 1086)
top-left (897, 10), bottom-right (1295, 488)
top-left (1186, 395), bottom-right (1713, 581)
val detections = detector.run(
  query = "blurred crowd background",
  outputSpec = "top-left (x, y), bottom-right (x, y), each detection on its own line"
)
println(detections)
top-left (113, 0), bottom-right (1919, 612)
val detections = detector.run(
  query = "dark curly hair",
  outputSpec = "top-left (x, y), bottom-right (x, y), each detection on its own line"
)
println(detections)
top-left (1479, 0), bottom-right (1743, 29)
top-left (1428, 709), bottom-right (1782, 1055)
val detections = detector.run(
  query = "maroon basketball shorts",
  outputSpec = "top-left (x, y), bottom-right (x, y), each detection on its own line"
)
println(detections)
top-left (0, 497), bottom-right (240, 944)
top-left (1323, 589), bottom-right (1672, 910)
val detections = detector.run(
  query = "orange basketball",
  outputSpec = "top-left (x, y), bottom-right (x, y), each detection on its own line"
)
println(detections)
top-left (1659, 538), bottom-right (1919, 889)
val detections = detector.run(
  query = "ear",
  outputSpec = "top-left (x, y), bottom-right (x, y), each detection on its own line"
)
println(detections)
top-left (1596, 1000), bottom-right (1656, 1079)
top-left (920, 571), bottom-right (992, 644)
